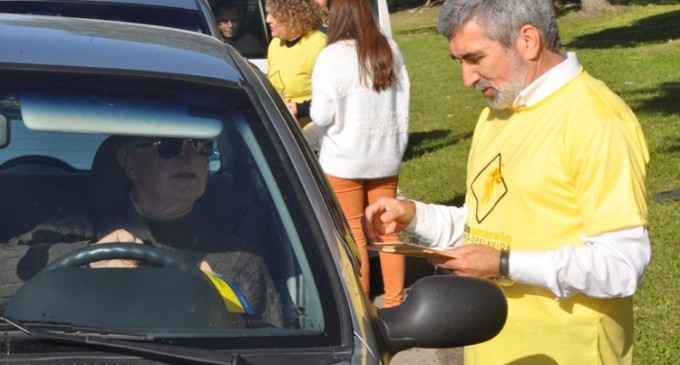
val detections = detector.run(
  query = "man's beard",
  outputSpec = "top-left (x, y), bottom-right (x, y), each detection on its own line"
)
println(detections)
top-left (475, 53), bottom-right (527, 110)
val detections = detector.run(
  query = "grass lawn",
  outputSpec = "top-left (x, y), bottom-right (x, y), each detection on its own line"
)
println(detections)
top-left (390, 4), bottom-right (680, 363)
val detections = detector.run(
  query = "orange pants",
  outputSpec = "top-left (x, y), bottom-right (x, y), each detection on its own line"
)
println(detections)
top-left (326, 174), bottom-right (405, 308)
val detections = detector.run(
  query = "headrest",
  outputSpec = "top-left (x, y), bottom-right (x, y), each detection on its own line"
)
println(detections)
top-left (89, 135), bottom-right (244, 224)
top-left (90, 136), bottom-right (130, 220)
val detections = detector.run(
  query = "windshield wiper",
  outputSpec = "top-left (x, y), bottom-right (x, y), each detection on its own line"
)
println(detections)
top-left (0, 316), bottom-right (241, 364)
top-left (0, 316), bottom-right (154, 341)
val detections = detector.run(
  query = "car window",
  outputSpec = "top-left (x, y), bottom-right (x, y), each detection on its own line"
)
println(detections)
top-left (214, 0), bottom-right (391, 72)
top-left (229, 0), bottom-right (269, 57)
top-left (0, 70), bottom-right (341, 350)
top-left (1, 123), bottom-right (106, 171)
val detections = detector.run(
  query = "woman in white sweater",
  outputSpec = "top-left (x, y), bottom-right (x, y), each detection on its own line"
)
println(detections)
top-left (306, 0), bottom-right (409, 308)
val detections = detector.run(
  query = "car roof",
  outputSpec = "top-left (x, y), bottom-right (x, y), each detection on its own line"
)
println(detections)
top-left (0, 0), bottom-right (208, 10)
top-left (0, 13), bottom-right (241, 84)
top-left (0, 0), bottom-right (221, 38)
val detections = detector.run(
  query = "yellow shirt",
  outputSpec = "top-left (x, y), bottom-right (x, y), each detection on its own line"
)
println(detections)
top-left (463, 70), bottom-right (648, 364)
top-left (267, 30), bottom-right (327, 126)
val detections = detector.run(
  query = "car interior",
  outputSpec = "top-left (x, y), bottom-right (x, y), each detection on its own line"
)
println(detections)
top-left (0, 73), bottom-right (339, 346)
top-left (211, 0), bottom-right (270, 58)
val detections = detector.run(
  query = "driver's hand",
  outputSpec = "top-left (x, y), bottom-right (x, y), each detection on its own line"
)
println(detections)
top-left (89, 229), bottom-right (143, 268)
top-left (200, 260), bottom-right (214, 273)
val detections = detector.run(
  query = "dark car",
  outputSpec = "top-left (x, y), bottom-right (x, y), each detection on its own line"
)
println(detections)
top-left (0, 0), bottom-right (221, 36)
top-left (0, 13), bottom-right (507, 364)
top-left (0, 0), bottom-right (392, 72)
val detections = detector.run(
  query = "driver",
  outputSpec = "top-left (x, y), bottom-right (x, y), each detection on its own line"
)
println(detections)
top-left (0, 136), bottom-right (285, 328)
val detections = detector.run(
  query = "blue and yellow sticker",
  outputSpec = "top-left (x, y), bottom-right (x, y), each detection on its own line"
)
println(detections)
top-left (204, 272), bottom-right (254, 315)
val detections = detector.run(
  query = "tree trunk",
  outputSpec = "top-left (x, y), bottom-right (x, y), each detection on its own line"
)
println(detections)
top-left (581, 0), bottom-right (612, 13)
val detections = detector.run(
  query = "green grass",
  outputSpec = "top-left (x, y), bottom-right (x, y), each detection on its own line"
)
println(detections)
top-left (390, 4), bottom-right (680, 364)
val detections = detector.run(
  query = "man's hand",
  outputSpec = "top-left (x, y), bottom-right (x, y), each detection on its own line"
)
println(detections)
top-left (89, 229), bottom-right (143, 268)
top-left (199, 260), bottom-right (214, 273)
top-left (286, 101), bottom-right (298, 116)
top-left (428, 244), bottom-right (501, 280)
top-left (362, 197), bottom-right (416, 243)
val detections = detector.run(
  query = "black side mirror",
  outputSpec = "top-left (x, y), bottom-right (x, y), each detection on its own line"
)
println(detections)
top-left (377, 275), bottom-right (507, 353)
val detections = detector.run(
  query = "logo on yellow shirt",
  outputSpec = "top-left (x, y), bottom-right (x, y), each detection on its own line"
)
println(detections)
top-left (268, 71), bottom-right (286, 99)
top-left (471, 154), bottom-right (507, 223)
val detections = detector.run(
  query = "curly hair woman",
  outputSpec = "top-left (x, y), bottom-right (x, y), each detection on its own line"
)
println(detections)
top-left (266, 0), bottom-right (326, 127)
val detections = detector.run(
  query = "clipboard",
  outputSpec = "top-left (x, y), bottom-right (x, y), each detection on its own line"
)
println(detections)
top-left (366, 242), bottom-right (458, 259)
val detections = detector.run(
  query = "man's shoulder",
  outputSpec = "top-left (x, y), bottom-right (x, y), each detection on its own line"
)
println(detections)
top-left (9, 213), bottom-right (95, 245)
top-left (563, 71), bottom-right (636, 120)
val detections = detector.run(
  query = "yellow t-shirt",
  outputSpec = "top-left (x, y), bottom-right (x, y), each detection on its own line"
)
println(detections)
top-left (267, 29), bottom-right (327, 126)
top-left (463, 71), bottom-right (648, 364)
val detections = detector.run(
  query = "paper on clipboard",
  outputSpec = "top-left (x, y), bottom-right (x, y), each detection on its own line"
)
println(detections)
top-left (366, 242), bottom-right (458, 259)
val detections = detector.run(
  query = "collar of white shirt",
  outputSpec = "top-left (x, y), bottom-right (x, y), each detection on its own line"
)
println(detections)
top-left (512, 52), bottom-right (582, 108)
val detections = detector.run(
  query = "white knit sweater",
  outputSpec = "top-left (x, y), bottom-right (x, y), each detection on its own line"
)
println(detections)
top-left (307, 38), bottom-right (409, 179)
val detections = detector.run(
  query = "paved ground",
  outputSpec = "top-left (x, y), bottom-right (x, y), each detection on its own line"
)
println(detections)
top-left (370, 254), bottom-right (464, 365)
top-left (390, 347), bottom-right (463, 365)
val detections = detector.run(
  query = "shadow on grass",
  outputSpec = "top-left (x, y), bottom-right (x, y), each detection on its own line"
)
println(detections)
top-left (667, 136), bottom-right (680, 153)
top-left (394, 26), bottom-right (438, 36)
top-left (656, 136), bottom-right (680, 154)
top-left (435, 193), bottom-right (466, 207)
top-left (403, 129), bottom-right (472, 162)
top-left (387, 0), bottom-right (444, 13)
top-left (565, 10), bottom-right (680, 49)
top-left (653, 133), bottom-right (680, 201)
top-left (610, 0), bottom-right (680, 4)
top-left (623, 82), bottom-right (680, 116)
top-left (654, 133), bottom-right (680, 201)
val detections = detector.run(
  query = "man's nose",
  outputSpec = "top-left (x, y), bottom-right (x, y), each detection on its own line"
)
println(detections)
top-left (461, 63), bottom-right (480, 87)
top-left (177, 142), bottom-right (200, 160)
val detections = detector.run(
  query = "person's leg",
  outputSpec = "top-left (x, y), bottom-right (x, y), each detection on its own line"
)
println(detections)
top-left (366, 176), bottom-right (404, 308)
top-left (325, 175), bottom-right (370, 297)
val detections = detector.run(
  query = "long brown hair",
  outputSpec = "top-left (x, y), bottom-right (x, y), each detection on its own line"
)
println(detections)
top-left (327, 0), bottom-right (396, 92)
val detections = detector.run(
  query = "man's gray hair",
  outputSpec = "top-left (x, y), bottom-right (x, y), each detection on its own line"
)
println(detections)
top-left (436, 0), bottom-right (561, 51)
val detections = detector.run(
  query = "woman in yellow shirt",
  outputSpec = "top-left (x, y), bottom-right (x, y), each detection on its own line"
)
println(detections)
top-left (266, 0), bottom-right (326, 127)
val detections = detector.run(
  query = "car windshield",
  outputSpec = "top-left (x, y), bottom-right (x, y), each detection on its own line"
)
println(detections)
top-left (0, 70), bottom-right (342, 352)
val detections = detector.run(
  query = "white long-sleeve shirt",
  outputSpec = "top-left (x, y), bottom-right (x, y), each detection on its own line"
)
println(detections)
top-left (406, 202), bottom-right (650, 300)
top-left (307, 38), bottom-right (410, 179)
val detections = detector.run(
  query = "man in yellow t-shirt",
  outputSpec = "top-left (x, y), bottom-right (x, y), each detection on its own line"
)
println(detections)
top-left (362, 0), bottom-right (650, 364)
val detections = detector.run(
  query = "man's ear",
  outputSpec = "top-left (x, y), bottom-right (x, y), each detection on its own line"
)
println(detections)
top-left (515, 24), bottom-right (542, 60)
top-left (117, 147), bottom-right (137, 179)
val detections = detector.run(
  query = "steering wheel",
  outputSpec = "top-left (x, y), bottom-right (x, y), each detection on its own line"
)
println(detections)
top-left (44, 243), bottom-right (196, 271)
top-left (0, 155), bottom-right (77, 172)
top-left (5, 243), bottom-right (236, 329)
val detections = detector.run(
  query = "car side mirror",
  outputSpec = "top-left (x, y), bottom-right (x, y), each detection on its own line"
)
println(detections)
top-left (0, 114), bottom-right (8, 147)
top-left (377, 275), bottom-right (507, 353)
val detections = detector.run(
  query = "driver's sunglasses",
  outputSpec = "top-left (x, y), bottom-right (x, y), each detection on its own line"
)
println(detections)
top-left (133, 138), bottom-right (214, 159)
